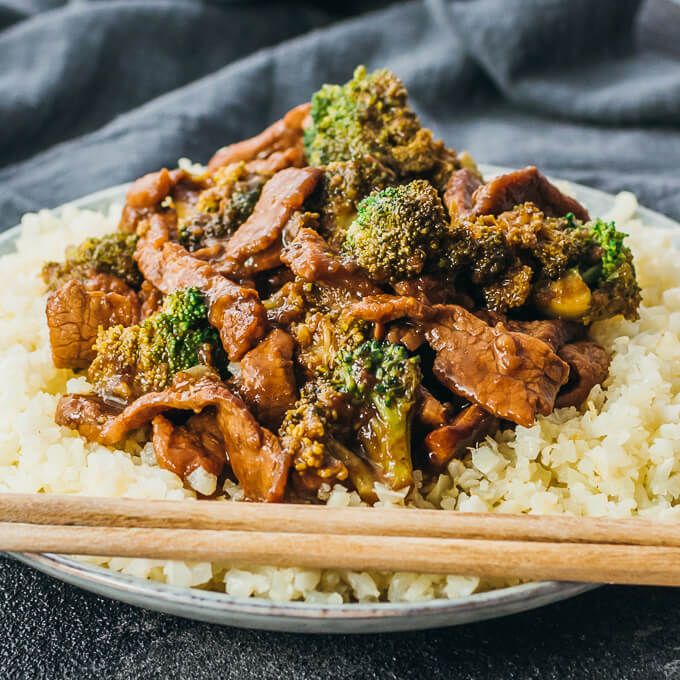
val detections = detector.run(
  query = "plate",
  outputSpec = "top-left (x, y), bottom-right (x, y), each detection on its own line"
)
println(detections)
top-left (4, 166), bottom-right (679, 633)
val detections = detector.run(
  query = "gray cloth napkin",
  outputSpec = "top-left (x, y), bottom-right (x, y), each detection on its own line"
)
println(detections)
top-left (0, 0), bottom-right (678, 232)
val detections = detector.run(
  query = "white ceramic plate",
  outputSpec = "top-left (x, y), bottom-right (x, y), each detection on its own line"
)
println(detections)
top-left (4, 166), bottom-right (679, 633)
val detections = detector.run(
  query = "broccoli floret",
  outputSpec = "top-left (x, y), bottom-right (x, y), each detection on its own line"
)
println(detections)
top-left (42, 232), bottom-right (141, 290)
top-left (179, 163), bottom-right (265, 251)
top-left (313, 158), bottom-right (395, 249)
top-left (88, 287), bottom-right (226, 401)
top-left (533, 218), bottom-right (641, 323)
top-left (343, 180), bottom-right (447, 283)
top-left (581, 218), bottom-right (641, 322)
top-left (332, 340), bottom-right (421, 490)
top-left (587, 219), bottom-right (631, 280)
top-left (304, 66), bottom-right (453, 179)
top-left (291, 289), bottom-right (370, 379)
top-left (443, 219), bottom-right (509, 286)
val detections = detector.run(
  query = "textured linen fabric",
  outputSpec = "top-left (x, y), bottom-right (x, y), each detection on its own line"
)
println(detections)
top-left (2, 1), bottom-right (680, 677)
top-left (0, 0), bottom-right (679, 231)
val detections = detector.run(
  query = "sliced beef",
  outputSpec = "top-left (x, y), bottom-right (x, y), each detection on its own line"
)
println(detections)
top-left (468, 166), bottom-right (590, 221)
top-left (281, 227), bottom-right (381, 298)
top-left (425, 405), bottom-right (499, 469)
top-left (347, 294), bottom-right (434, 325)
top-left (135, 221), bottom-right (267, 361)
top-left (152, 413), bottom-right (225, 495)
top-left (118, 168), bottom-right (186, 233)
top-left (239, 329), bottom-right (298, 429)
top-left (385, 325), bottom-right (427, 352)
top-left (55, 372), bottom-right (290, 502)
top-left (208, 103), bottom-right (310, 171)
top-left (504, 318), bottom-right (583, 352)
top-left (245, 146), bottom-right (306, 175)
top-left (555, 341), bottom-right (610, 408)
top-left (443, 168), bottom-right (483, 219)
top-left (212, 167), bottom-right (322, 278)
top-left (393, 276), bottom-right (471, 307)
top-left (476, 312), bottom-right (583, 353)
top-left (54, 392), bottom-right (122, 442)
top-left (46, 279), bottom-right (140, 369)
top-left (425, 305), bottom-right (570, 427)
top-left (138, 280), bottom-right (163, 319)
top-left (415, 386), bottom-right (452, 429)
top-left (348, 296), bottom-right (569, 426)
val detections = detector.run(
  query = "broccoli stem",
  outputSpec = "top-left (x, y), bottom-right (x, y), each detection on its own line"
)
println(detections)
top-left (359, 397), bottom-right (415, 490)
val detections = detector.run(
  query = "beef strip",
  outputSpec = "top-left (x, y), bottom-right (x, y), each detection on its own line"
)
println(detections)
top-left (443, 168), bottom-right (483, 219)
top-left (281, 227), bottom-right (381, 297)
top-left (245, 146), bottom-right (306, 175)
top-left (468, 166), bottom-right (590, 221)
top-left (385, 325), bottom-right (427, 351)
top-left (506, 319), bottom-right (584, 353)
top-left (46, 279), bottom-right (140, 369)
top-left (138, 280), bottom-right (163, 318)
top-left (239, 329), bottom-right (298, 429)
top-left (208, 103), bottom-right (310, 171)
top-left (151, 413), bottom-right (225, 494)
top-left (55, 372), bottom-right (290, 502)
top-left (415, 386), bottom-right (452, 429)
top-left (135, 218), bottom-right (267, 361)
top-left (211, 167), bottom-right (322, 278)
top-left (118, 168), bottom-right (186, 233)
top-left (555, 341), bottom-right (610, 408)
top-left (426, 305), bottom-right (570, 427)
top-left (477, 312), bottom-right (584, 353)
top-left (347, 294), bottom-right (434, 325)
top-left (347, 295), bottom-right (569, 426)
top-left (425, 405), bottom-right (499, 469)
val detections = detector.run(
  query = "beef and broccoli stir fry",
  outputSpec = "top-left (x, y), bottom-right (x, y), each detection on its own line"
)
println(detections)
top-left (44, 66), bottom-right (641, 503)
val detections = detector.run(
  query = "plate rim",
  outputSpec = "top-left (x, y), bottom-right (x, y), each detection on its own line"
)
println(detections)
top-left (4, 165), bottom-right (677, 631)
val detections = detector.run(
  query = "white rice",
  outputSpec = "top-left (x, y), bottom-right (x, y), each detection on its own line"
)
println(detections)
top-left (0, 191), bottom-right (679, 603)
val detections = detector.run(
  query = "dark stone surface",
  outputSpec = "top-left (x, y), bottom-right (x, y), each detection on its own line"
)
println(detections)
top-left (2, 555), bottom-right (679, 679)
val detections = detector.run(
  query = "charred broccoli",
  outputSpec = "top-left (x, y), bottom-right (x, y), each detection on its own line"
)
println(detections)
top-left (304, 66), bottom-right (455, 180)
top-left (179, 163), bottom-right (265, 250)
top-left (343, 180), bottom-right (447, 283)
top-left (88, 287), bottom-right (226, 401)
top-left (332, 340), bottom-right (421, 490)
top-left (42, 232), bottom-right (141, 290)
top-left (439, 203), bottom-right (639, 317)
top-left (534, 217), bottom-right (641, 323)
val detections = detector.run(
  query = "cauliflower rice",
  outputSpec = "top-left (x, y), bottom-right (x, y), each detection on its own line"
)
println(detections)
top-left (1, 190), bottom-right (679, 604)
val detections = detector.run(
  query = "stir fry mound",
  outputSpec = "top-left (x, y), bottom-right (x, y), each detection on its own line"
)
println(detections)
top-left (44, 66), bottom-right (641, 503)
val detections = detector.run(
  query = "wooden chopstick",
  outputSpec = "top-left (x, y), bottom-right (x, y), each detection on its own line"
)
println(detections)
top-left (2, 493), bottom-right (680, 585)
top-left (2, 493), bottom-right (680, 546)
top-left (4, 522), bottom-right (680, 586)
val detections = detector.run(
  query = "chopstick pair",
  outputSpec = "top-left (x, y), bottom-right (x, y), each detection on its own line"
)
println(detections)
top-left (1, 493), bottom-right (680, 586)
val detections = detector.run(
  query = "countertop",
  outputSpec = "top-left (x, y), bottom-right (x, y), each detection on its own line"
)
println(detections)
top-left (2, 556), bottom-right (680, 679)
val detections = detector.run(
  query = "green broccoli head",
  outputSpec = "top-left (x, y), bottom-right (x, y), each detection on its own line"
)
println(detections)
top-left (332, 340), bottom-right (421, 490)
top-left (88, 287), bottom-right (226, 401)
top-left (581, 218), bottom-right (641, 322)
top-left (314, 157), bottom-right (395, 249)
top-left (304, 66), bottom-right (448, 178)
top-left (533, 217), bottom-right (641, 323)
top-left (343, 179), bottom-right (447, 283)
top-left (586, 218), bottom-right (632, 280)
top-left (42, 232), bottom-right (142, 290)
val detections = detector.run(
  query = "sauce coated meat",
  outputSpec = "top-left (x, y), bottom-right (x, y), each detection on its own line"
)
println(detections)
top-left (56, 372), bottom-right (289, 502)
top-left (45, 66), bottom-right (636, 503)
